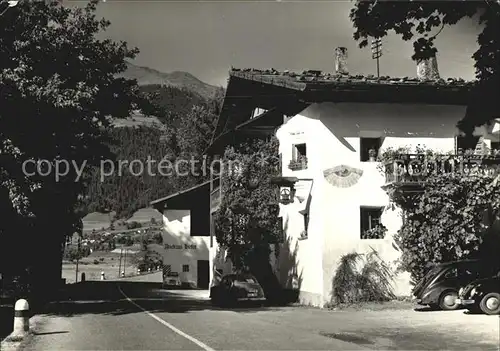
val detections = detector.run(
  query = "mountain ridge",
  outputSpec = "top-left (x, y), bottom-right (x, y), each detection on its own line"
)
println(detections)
top-left (118, 62), bottom-right (220, 100)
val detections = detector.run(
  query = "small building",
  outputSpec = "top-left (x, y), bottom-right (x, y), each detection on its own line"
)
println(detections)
top-left (150, 180), bottom-right (221, 289)
top-left (206, 47), bottom-right (500, 307)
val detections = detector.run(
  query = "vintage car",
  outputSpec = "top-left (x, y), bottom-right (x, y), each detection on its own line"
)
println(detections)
top-left (456, 274), bottom-right (500, 315)
top-left (210, 273), bottom-right (266, 307)
top-left (162, 272), bottom-right (181, 288)
top-left (413, 259), bottom-right (498, 310)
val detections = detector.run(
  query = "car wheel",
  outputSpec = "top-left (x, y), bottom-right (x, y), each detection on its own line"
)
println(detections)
top-left (479, 292), bottom-right (500, 315)
top-left (438, 290), bottom-right (460, 310)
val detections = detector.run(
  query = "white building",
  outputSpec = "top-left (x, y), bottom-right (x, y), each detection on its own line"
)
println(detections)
top-left (206, 48), bottom-right (500, 307)
top-left (151, 180), bottom-right (214, 289)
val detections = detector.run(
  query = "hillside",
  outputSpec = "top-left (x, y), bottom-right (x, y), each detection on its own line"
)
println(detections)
top-left (118, 62), bottom-right (220, 100)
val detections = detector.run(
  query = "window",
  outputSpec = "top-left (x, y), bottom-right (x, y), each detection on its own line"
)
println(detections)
top-left (182, 264), bottom-right (189, 273)
top-left (456, 135), bottom-right (480, 153)
top-left (360, 206), bottom-right (383, 239)
top-left (360, 138), bottom-right (382, 162)
top-left (289, 143), bottom-right (307, 170)
top-left (292, 143), bottom-right (306, 160)
top-left (444, 268), bottom-right (458, 279)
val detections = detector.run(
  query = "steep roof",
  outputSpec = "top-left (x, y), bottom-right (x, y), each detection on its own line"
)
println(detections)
top-left (209, 67), bottom-right (475, 153)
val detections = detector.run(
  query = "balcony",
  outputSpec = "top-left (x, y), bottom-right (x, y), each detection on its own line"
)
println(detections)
top-left (383, 153), bottom-right (500, 191)
top-left (288, 156), bottom-right (308, 171)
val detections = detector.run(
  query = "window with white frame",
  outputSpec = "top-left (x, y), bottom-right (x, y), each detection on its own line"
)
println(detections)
top-left (182, 264), bottom-right (189, 273)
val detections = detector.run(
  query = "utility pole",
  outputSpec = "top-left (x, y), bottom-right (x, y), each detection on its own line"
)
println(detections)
top-left (118, 247), bottom-right (123, 277)
top-left (371, 38), bottom-right (382, 78)
top-left (123, 248), bottom-right (127, 276)
top-left (75, 235), bottom-right (81, 283)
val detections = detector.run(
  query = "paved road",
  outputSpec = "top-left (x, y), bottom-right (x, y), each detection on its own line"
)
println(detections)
top-left (18, 278), bottom-right (500, 350)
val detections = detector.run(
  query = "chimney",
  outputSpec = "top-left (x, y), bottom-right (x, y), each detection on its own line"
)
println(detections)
top-left (417, 54), bottom-right (440, 81)
top-left (334, 47), bottom-right (348, 75)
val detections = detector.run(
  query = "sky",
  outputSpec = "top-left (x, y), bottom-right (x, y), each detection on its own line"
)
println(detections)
top-left (76, 0), bottom-right (482, 87)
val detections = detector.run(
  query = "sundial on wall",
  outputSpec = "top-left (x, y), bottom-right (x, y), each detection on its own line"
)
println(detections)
top-left (323, 165), bottom-right (363, 188)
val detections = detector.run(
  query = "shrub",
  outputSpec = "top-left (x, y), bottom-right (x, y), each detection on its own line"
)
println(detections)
top-left (93, 259), bottom-right (99, 265)
top-left (331, 249), bottom-right (395, 305)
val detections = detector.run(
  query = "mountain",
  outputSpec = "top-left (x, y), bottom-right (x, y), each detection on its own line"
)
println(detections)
top-left (118, 62), bottom-right (220, 100)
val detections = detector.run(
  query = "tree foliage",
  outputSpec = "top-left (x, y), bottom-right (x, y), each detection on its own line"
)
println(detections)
top-left (213, 136), bottom-right (283, 297)
top-left (350, 1), bottom-right (500, 134)
top-left (0, 0), bottom-right (144, 285)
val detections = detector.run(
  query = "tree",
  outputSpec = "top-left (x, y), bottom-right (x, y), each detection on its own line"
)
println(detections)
top-left (213, 136), bottom-right (283, 300)
top-left (349, 1), bottom-right (500, 134)
top-left (0, 0), bottom-right (145, 294)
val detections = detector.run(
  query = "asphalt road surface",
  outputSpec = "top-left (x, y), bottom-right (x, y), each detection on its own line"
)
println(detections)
top-left (18, 274), bottom-right (500, 350)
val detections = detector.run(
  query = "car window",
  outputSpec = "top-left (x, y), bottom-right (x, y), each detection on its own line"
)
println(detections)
top-left (444, 268), bottom-right (458, 279)
top-left (458, 267), bottom-right (480, 278)
top-left (236, 275), bottom-right (256, 283)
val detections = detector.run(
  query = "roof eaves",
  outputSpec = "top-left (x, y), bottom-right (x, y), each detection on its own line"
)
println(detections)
top-left (150, 179), bottom-right (215, 206)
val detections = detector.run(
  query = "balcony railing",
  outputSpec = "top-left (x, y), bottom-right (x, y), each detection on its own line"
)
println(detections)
top-left (383, 153), bottom-right (500, 186)
top-left (288, 156), bottom-right (308, 171)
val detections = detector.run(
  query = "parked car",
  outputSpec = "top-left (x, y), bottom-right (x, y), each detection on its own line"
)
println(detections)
top-left (413, 259), bottom-right (499, 310)
top-left (162, 272), bottom-right (181, 288)
top-left (456, 274), bottom-right (500, 315)
top-left (210, 273), bottom-right (266, 306)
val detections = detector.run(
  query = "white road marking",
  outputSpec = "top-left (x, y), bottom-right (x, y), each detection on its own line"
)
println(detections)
top-left (118, 286), bottom-right (216, 351)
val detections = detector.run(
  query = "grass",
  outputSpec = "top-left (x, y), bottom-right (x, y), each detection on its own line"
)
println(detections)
top-left (62, 251), bottom-right (139, 284)
top-left (82, 208), bottom-right (162, 233)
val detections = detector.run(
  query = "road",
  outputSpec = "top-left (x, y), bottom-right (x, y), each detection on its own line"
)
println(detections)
top-left (17, 273), bottom-right (500, 350)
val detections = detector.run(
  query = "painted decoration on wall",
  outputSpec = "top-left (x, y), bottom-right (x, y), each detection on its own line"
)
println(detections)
top-left (323, 165), bottom-right (363, 188)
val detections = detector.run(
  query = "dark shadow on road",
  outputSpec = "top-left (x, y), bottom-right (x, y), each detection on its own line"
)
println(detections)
top-left (32, 331), bottom-right (69, 336)
top-left (413, 306), bottom-right (436, 312)
top-left (414, 306), bottom-right (467, 312)
top-left (38, 281), bottom-right (292, 318)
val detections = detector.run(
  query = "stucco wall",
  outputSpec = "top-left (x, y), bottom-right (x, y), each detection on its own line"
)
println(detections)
top-left (275, 102), bottom-right (482, 306)
top-left (159, 209), bottom-right (211, 288)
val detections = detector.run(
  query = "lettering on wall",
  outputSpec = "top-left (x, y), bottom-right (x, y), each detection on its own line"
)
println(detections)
top-left (164, 244), bottom-right (197, 250)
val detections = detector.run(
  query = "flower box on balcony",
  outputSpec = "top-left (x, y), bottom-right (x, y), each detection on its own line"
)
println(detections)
top-left (288, 156), bottom-right (308, 171)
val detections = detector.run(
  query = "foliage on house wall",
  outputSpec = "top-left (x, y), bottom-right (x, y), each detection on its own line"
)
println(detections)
top-left (379, 145), bottom-right (500, 282)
